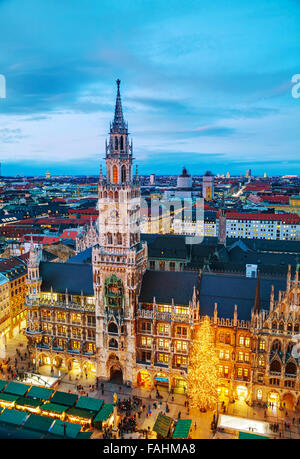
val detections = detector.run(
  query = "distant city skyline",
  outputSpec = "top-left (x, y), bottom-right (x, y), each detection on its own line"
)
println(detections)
top-left (0, 0), bottom-right (300, 176)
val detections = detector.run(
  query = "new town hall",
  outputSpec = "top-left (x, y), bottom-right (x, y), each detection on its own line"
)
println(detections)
top-left (25, 81), bottom-right (300, 411)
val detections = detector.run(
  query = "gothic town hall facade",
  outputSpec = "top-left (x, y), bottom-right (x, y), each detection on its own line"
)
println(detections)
top-left (25, 81), bottom-right (300, 411)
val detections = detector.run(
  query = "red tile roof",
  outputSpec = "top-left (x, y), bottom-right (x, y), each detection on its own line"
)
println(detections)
top-left (224, 212), bottom-right (300, 223)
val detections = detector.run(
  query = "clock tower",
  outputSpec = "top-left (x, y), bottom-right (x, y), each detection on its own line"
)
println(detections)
top-left (93, 80), bottom-right (147, 387)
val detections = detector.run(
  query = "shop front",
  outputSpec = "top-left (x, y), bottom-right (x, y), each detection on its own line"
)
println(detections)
top-left (236, 385), bottom-right (248, 402)
top-left (217, 385), bottom-right (229, 402)
top-left (137, 370), bottom-right (152, 388)
top-left (173, 376), bottom-right (187, 394)
top-left (154, 373), bottom-right (169, 390)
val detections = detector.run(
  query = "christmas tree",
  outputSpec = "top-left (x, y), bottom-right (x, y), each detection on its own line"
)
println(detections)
top-left (187, 315), bottom-right (219, 410)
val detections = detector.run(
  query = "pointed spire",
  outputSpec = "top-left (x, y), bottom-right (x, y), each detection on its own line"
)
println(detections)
top-left (254, 270), bottom-right (261, 313)
top-left (295, 264), bottom-right (299, 284)
top-left (287, 264), bottom-right (291, 293)
top-left (234, 304), bottom-right (238, 326)
top-left (214, 302), bottom-right (218, 323)
top-left (111, 79), bottom-right (127, 133)
top-left (270, 284), bottom-right (274, 312)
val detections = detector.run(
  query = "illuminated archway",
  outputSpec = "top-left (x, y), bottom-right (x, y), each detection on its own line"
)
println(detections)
top-left (268, 391), bottom-right (280, 408)
top-left (282, 393), bottom-right (295, 411)
top-left (137, 370), bottom-right (151, 388)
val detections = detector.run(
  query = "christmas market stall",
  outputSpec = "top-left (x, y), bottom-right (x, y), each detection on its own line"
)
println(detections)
top-left (152, 413), bottom-right (173, 439)
top-left (0, 408), bottom-right (28, 428)
top-left (40, 402), bottom-right (67, 420)
top-left (26, 385), bottom-right (54, 402)
top-left (65, 395), bottom-right (104, 426)
top-left (0, 393), bottom-right (19, 409)
top-left (22, 413), bottom-right (54, 434)
top-left (172, 419), bottom-right (192, 439)
top-left (93, 404), bottom-right (114, 430)
top-left (15, 396), bottom-right (44, 414)
top-left (49, 419), bottom-right (81, 439)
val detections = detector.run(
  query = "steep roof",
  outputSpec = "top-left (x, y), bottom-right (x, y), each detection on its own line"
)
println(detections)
top-left (40, 262), bottom-right (93, 296)
top-left (198, 272), bottom-right (286, 320)
top-left (139, 270), bottom-right (199, 306)
top-left (142, 234), bottom-right (189, 260)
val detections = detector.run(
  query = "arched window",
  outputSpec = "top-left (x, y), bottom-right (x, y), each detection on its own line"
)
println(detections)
top-left (271, 340), bottom-right (281, 352)
top-left (285, 361), bottom-right (297, 376)
top-left (295, 323), bottom-right (300, 333)
top-left (287, 342), bottom-right (294, 354)
top-left (108, 322), bottom-right (118, 334)
top-left (279, 321), bottom-right (284, 331)
top-left (115, 137), bottom-right (118, 150)
top-left (120, 136), bottom-right (124, 150)
top-left (112, 166), bottom-right (118, 184)
top-left (270, 359), bottom-right (281, 373)
top-left (287, 323), bottom-right (293, 333)
top-left (109, 338), bottom-right (118, 349)
top-left (272, 321), bottom-right (278, 330)
top-left (121, 165), bottom-right (126, 183)
top-left (259, 339), bottom-right (266, 351)
top-left (116, 233), bottom-right (122, 245)
top-left (107, 233), bottom-right (112, 245)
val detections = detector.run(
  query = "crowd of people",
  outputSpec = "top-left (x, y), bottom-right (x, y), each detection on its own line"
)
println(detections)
top-left (0, 344), bottom-right (32, 381)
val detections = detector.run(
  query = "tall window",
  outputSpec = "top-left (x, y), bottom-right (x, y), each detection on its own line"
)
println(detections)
top-left (114, 137), bottom-right (118, 150)
top-left (112, 165), bottom-right (118, 183)
top-left (121, 165), bottom-right (126, 183)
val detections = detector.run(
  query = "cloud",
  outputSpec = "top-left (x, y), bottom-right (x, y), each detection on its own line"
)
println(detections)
top-left (0, 0), bottom-right (299, 174)
top-left (0, 127), bottom-right (27, 143)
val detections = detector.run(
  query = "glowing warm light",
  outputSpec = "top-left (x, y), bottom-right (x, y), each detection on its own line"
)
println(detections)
top-left (187, 315), bottom-right (219, 410)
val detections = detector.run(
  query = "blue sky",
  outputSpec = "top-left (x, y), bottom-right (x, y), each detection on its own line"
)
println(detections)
top-left (0, 0), bottom-right (299, 176)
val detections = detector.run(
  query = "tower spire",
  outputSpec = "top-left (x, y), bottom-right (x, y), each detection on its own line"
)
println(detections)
top-left (111, 79), bottom-right (127, 133)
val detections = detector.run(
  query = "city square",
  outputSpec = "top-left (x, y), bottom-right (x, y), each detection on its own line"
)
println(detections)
top-left (0, 0), bottom-right (300, 444)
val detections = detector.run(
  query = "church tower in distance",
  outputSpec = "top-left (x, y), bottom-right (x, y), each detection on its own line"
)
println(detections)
top-left (92, 79), bottom-right (147, 387)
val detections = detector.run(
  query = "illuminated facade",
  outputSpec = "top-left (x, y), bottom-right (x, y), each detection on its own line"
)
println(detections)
top-left (24, 81), bottom-right (300, 409)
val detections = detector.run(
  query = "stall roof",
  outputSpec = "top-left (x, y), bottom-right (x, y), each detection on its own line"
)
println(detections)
top-left (238, 431), bottom-right (269, 439)
top-left (172, 419), bottom-right (192, 439)
top-left (51, 391), bottom-right (78, 407)
top-left (23, 413), bottom-right (54, 433)
top-left (0, 393), bottom-right (19, 403)
top-left (3, 382), bottom-right (31, 397)
top-left (67, 407), bottom-right (95, 420)
top-left (153, 414), bottom-right (173, 438)
top-left (50, 419), bottom-right (81, 439)
top-left (94, 404), bottom-right (114, 422)
top-left (75, 396), bottom-right (103, 413)
top-left (0, 380), bottom-right (8, 392)
top-left (40, 402), bottom-right (67, 414)
top-left (26, 386), bottom-right (54, 401)
top-left (0, 408), bottom-right (28, 426)
top-left (15, 397), bottom-right (43, 408)
top-left (76, 431), bottom-right (93, 439)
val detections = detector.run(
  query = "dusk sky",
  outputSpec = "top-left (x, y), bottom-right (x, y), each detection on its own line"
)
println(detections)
top-left (0, 0), bottom-right (299, 176)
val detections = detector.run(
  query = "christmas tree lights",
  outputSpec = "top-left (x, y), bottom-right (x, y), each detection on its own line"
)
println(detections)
top-left (187, 316), bottom-right (219, 410)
